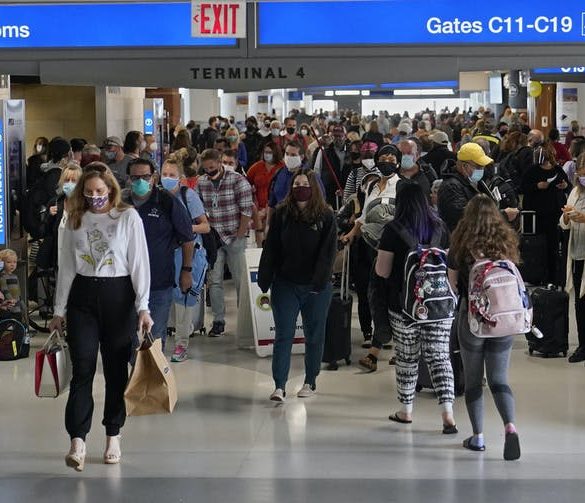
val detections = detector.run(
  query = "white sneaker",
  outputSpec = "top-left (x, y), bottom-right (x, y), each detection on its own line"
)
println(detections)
top-left (297, 384), bottom-right (316, 398)
top-left (270, 388), bottom-right (286, 402)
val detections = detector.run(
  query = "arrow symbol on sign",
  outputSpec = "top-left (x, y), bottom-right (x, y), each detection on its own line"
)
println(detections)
top-left (193, 14), bottom-right (199, 22)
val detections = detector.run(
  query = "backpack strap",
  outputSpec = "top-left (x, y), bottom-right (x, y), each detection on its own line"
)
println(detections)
top-left (179, 185), bottom-right (193, 220)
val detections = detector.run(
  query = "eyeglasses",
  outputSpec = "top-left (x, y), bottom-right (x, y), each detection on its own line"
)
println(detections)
top-left (129, 174), bottom-right (152, 182)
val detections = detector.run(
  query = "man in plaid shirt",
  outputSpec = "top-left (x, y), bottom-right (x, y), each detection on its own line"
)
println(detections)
top-left (198, 148), bottom-right (254, 337)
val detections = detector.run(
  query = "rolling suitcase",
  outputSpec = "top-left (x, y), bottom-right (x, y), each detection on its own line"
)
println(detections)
top-left (415, 317), bottom-right (464, 396)
top-left (518, 211), bottom-right (548, 286)
top-left (527, 286), bottom-right (569, 358)
top-left (322, 245), bottom-right (353, 371)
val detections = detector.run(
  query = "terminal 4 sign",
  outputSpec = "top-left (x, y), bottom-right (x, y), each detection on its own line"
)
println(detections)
top-left (257, 1), bottom-right (585, 46)
top-left (0, 2), bottom-right (236, 48)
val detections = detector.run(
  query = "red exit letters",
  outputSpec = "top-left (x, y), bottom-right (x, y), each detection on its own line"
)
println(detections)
top-left (200, 3), bottom-right (241, 36)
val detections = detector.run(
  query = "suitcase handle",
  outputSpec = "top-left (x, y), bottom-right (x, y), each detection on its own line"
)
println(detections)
top-left (340, 245), bottom-right (350, 301)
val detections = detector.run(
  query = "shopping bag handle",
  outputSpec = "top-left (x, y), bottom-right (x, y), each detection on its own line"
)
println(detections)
top-left (139, 330), bottom-right (156, 349)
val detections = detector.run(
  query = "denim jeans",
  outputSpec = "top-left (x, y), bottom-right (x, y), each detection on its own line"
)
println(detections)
top-left (271, 277), bottom-right (333, 391)
top-left (149, 287), bottom-right (174, 349)
top-left (208, 237), bottom-right (246, 324)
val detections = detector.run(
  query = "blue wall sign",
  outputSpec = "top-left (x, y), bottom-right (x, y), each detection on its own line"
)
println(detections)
top-left (258, 1), bottom-right (585, 46)
top-left (0, 119), bottom-right (6, 247)
top-left (534, 67), bottom-right (585, 74)
top-left (0, 2), bottom-right (236, 48)
top-left (143, 110), bottom-right (154, 135)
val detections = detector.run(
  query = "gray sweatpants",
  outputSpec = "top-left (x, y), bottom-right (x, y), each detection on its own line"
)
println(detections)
top-left (457, 299), bottom-right (516, 434)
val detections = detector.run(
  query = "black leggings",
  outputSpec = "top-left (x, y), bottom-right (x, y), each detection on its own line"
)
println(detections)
top-left (65, 275), bottom-right (136, 440)
top-left (351, 238), bottom-right (374, 335)
top-left (573, 260), bottom-right (585, 349)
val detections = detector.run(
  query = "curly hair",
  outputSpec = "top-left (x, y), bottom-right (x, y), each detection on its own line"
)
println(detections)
top-left (450, 194), bottom-right (520, 270)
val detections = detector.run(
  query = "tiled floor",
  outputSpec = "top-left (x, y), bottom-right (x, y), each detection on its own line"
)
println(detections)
top-left (1, 283), bottom-right (585, 503)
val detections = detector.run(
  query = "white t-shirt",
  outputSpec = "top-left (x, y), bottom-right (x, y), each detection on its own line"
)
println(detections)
top-left (357, 175), bottom-right (400, 225)
top-left (54, 208), bottom-right (150, 317)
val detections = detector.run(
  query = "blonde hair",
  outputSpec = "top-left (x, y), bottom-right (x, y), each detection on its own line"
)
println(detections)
top-left (0, 248), bottom-right (17, 263)
top-left (58, 162), bottom-right (82, 189)
top-left (226, 127), bottom-right (240, 145)
top-left (68, 162), bottom-right (129, 230)
top-left (346, 131), bottom-right (360, 143)
top-left (162, 158), bottom-right (184, 177)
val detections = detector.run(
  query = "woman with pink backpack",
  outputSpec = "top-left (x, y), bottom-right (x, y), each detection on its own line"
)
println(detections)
top-left (448, 194), bottom-right (522, 461)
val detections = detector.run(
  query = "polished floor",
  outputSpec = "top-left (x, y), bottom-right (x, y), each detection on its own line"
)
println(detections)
top-left (2, 283), bottom-right (585, 503)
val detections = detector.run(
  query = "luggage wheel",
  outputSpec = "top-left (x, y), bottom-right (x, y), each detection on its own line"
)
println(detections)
top-left (200, 327), bottom-right (207, 336)
top-left (563, 351), bottom-right (567, 357)
top-left (326, 362), bottom-right (339, 371)
top-left (528, 348), bottom-right (534, 356)
top-left (345, 357), bottom-right (351, 366)
top-left (415, 384), bottom-right (422, 393)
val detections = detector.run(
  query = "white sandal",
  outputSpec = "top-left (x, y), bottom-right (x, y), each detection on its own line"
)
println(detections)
top-left (65, 438), bottom-right (86, 472)
top-left (104, 435), bottom-right (121, 465)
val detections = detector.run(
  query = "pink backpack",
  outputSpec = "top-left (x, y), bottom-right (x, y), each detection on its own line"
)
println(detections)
top-left (468, 259), bottom-right (532, 338)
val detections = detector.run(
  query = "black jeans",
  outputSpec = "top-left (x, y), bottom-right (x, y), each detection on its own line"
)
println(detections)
top-left (65, 275), bottom-right (136, 440)
top-left (352, 238), bottom-right (374, 336)
top-left (573, 260), bottom-right (585, 350)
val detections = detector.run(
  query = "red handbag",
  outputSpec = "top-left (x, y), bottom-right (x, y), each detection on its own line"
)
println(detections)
top-left (35, 330), bottom-right (72, 398)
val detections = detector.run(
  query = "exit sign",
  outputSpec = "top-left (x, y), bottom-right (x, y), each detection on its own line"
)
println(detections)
top-left (192, 0), bottom-right (246, 38)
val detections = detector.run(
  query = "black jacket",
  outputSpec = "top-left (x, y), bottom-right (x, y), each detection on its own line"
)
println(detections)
top-left (521, 164), bottom-right (570, 217)
top-left (258, 206), bottom-right (337, 292)
top-left (437, 171), bottom-right (480, 232)
top-left (318, 144), bottom-right (352, 208)
top-left (421, 146), bottom-right (457, 178)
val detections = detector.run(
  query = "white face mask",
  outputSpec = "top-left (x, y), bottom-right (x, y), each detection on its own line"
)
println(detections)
top-left (149, 142), bottom-right (158, 152)
top-left (284, 154), bottom-right (302, 172)
top-left (362, 158), bottom-right (376, 170)
top-left (223, 163), bottom-right (236, 172)
top-left (271, 128), bottom-right (281, 137)
top-left (140, 140), bottom-right (147, 151)
top-left (35, 144), bottom-right (44, 154)
top-left (264, 152), bottom-right (274, 163)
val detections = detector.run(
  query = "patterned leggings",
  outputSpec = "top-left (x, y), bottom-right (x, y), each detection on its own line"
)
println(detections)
top-left (389, 311), bottom-right (455, 406)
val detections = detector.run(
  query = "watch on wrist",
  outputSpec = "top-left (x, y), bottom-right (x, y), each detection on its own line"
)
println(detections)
top-left (181, 266), bottom-right (193, 272)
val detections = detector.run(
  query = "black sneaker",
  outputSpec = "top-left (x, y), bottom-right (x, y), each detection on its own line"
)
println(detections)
top-left (208, 321), bottom-right (225, 338)
top-left (568, 350), bottom-right (585, 363)
top-left (361, 333), bottom-right (372, 349)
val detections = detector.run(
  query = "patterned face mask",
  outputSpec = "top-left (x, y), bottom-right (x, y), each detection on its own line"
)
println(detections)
top-left (85, 195), bottom-right (109, 210)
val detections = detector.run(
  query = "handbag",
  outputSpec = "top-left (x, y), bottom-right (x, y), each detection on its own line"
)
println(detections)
top-left (35, 330), bottom-right (72, 398)
top-left (124, 333), bottom-right (177, 416)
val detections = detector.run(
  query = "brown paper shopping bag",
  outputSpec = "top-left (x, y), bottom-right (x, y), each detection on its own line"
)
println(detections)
top-left (124, 335), bottom-right (177, 416)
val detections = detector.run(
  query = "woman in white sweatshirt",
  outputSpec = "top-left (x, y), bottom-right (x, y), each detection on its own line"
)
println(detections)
top-left (49, 162), bottom-right (153, 472)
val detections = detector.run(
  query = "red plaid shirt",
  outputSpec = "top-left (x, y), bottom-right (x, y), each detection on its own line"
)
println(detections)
top-left (197, 170), bottom-right (254, 245)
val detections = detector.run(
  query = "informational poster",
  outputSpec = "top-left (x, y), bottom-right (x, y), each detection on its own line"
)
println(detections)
top-left (238, 249), bottom-right (305, 357)
top-left (556, 85), bottom-right (579, 139)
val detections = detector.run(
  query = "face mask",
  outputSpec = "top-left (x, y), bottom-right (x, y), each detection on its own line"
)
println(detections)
top-left (131, 178), bottom-right (151, 197)
top-left (140, 140), bottom-right (147, 151)
top-left (292, 186), bottom-right (312, 202)
top-left (104, 150), bottom-right (116, 162)
top-left (161, 177), bottom-right (179, 191)
top-left (85, 194), bottom-right (109, 210)
top-left (401, 154), bottom-right (416, 170)
top-left (271, 128), bottom-right (281, 137)
top-left (264, 153), bottom-right (274, 163)
top-left (62, 182), bottom-right (76, 197)
top-left (227, 135), bottom-right (238, 143)
top-left (579, 176), bottom-right (585, 187)
top-left (362, 158), bottom-right (376, 170)
top-left (35, 144), bottom-right (44, 154)
top-left (300, 129), bottom-right (308, 136)
top-left (350, 151), bottom-right (361, 161)
top-left (284, 154), bottom-right (302, 172)
top-left (377, 161), bottom-right (398, 176)
top-left (499, 129), bottom-right (508, 137)
top-left (469, 169), bottom-right (484, 184)
top-left (223, 163), bottom-right (235, 172)
top-left (206, 168), bottom-right (220, 178)
top-left (286, 127), bottom-right (296, 135)
top-left (149, 142), bottom-right (158, 152)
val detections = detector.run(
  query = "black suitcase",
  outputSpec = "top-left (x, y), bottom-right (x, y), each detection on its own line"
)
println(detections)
top-left (416, 318), bottom-right (464, 396)
top-left (518, 211), bottom-right (548, 286)
top-left (322, 245), bottom-right (353, 370)
top-left (526, 286), bottom-right (569, 358)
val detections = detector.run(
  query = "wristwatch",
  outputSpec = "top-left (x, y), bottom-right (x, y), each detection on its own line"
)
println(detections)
top-left (181, 266), bottom-right (193, 272)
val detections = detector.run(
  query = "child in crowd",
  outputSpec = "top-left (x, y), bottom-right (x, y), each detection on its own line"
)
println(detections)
top-left (0, 249), bottom-right (23, 321)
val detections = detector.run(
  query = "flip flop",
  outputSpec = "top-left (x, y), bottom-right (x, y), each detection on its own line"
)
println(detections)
top-left (463, 436), bottom-right (486, 452)
top-left (388, 412), bottom-right (413, 424)
top-left (503, 432), bottom-right (521, 461)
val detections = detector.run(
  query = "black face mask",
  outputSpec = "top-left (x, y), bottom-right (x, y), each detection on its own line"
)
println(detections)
top-left (286, 127), bottom-right (296, 135)
top-left (377, 161), bottom-right (398, 177)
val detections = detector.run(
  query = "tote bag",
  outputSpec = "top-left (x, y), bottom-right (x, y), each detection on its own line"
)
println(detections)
top-left (35, 330), bottom-right (72, 398)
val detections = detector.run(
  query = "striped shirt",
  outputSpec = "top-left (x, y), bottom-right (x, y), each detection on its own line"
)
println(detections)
top-left (197, 169), bottom-right (254, 246)
top-left (343, 165), bottom-right (381, 204)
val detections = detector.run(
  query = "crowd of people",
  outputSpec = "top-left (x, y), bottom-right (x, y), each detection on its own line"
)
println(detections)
top-left (21, 104), bottom-right (585, 470)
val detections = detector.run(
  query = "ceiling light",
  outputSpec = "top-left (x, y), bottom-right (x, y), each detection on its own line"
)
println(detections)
top-left (393, 89), bottom-right (455, 96)
top-left (335, 90), bottom-right (360, 96)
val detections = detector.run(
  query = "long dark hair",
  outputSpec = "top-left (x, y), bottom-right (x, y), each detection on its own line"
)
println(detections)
top-left (393, 182), bottom-right (441, 244)
top-left (279, 168), bottom-right (330, 224)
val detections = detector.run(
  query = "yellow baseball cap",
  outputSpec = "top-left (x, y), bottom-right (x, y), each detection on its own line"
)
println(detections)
top-left (457, 142), bottom-right (493, 166)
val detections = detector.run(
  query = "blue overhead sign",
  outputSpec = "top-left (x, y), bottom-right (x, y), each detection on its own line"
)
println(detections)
top-left (258, 1), bottom-right (585, 46)
top-left (534, 67), bottom-right (585, 74)
top-left (0, 2), bottom-right (236, 48)
top-left (143, 110), bottom-right (154, 135)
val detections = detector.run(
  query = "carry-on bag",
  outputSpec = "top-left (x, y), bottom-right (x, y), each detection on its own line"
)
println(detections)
top-left (35, 330), bottom-right (72, 398)
top-left (322, 244), bottom-right (353, 370)
top-left (518, 211), bottom-right (548, 286)
top-left (0, 319), bottom-right (30, 361)
top-left (526, 286), bottom-right (569, 358)
top-left (125, 333), bottom-right (177, 415)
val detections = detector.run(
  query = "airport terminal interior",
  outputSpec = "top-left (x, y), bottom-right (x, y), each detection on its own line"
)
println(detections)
top-left (1, 1), bottom-right (585, 502)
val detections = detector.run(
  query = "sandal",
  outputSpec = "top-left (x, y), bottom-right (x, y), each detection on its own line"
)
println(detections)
top-left (503, 432), bottom-right (521, 461)
top-left (389, 412), bottom-right (413, 424)
top-left (358, 353), bottom-right (378, 372)
top-left (442, 423), bottom-right (459, 435)
top-left (104, 435), bottom-right (122, 465)
top-left (463, 436), bottom-right (485, 452)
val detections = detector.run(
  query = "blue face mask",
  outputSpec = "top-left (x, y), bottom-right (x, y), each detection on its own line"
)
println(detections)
top-left (469, 168), bottom-right (484, 184)
top-left (161, 177), bottom-right (179, 191)
top-left (401, 154), bottom-right (415, 170)
top-left (62, 182), bottom-right (76, 197)
top-left (131, 178), bottom-right (151, 197)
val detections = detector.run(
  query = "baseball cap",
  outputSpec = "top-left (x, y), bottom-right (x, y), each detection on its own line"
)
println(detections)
top-left (103, 136), bottom-right (123, 148)
top-left (457, 142), bottom-right (493, 167)
top-left (429, 130), bottom-right (449, 146)
top-left (398, 122), bottom-right (412, 135)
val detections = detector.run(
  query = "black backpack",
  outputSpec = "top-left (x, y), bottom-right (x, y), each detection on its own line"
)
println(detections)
top-left (20, 167), bottom-right (61, 240)
top-left (0, 319), bottom-right (29, 361)
top-left (180, 186), bottom-right (220, 269)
